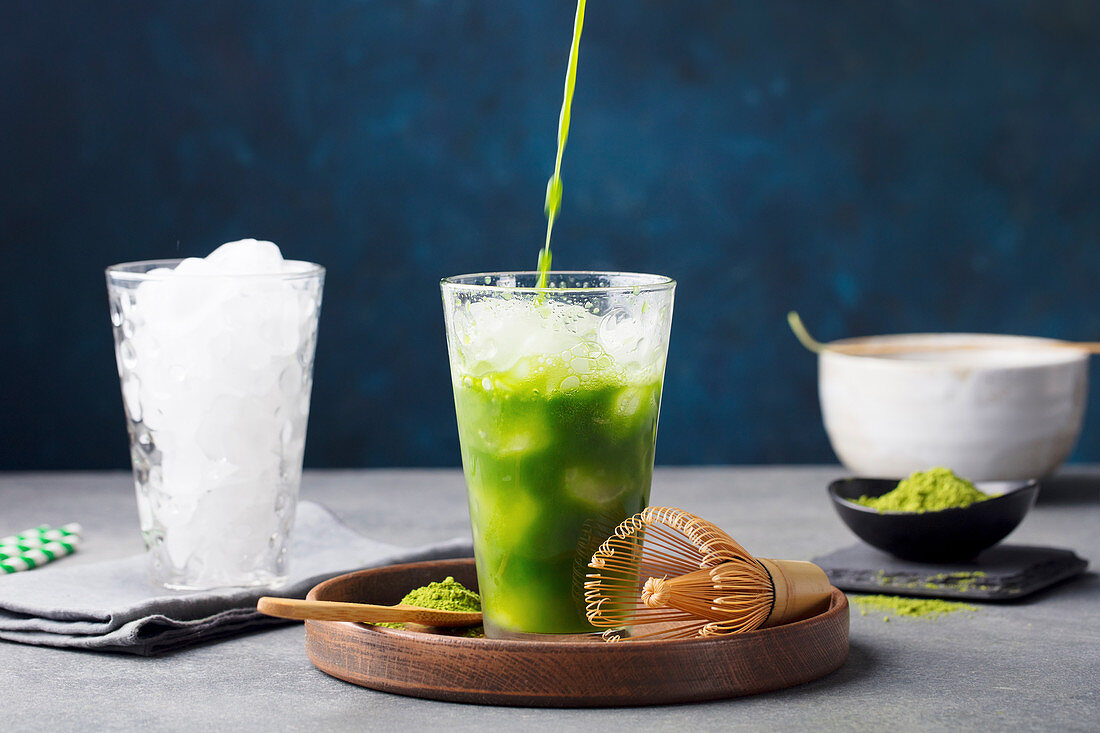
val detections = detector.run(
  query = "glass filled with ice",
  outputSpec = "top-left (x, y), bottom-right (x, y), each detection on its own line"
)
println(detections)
top-left (106, 240), bottom-right (324, 590)
top-left (441, 272), bottom-right (675, 638)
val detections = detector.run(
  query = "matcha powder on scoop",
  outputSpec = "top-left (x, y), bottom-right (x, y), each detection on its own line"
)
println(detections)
top-left (376, 576), bottom-right (484, 637)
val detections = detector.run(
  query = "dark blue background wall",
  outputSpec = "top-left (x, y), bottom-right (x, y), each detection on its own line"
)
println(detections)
top-left (2, 1), bottom-right (1099, 469)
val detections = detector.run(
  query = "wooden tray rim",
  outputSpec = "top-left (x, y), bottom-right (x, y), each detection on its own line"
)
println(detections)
top-left (308, 564), bottom-right (848, 653)
top-left (303, 558), bottom-right (850, 707)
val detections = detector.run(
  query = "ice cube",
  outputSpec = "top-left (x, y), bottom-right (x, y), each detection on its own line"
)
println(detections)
top-left (564, 466), bottom-right (625, 506)
top-left (457, 298), bottom-right (597, 375)
top-left (598, 307), bottom-right (643, 363)
top-left (614, 386), bottom-right (643, 417)
top-left (171, 257), bottom-right (212, 275)
top-left (205, 238), bottom-right (285, 274)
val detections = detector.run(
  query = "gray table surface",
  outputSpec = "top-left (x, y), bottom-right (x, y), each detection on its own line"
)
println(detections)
top-left (2, 466), bottom-right (1097, 732)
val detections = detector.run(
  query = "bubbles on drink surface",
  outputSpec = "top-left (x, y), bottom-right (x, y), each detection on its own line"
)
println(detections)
top-left (448, 294), bottom-right (669, 391)
top-left (108, 239), bottom-right (323, 588)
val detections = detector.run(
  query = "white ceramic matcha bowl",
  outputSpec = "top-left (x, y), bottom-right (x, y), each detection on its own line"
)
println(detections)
top-left (819, 334), bottom-right (1089, 481)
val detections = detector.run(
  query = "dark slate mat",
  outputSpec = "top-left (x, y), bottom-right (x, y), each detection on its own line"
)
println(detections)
top-left (812, 543), bottom-right (1089, 600)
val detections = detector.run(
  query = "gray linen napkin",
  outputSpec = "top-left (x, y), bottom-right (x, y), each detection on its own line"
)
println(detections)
top-left (0, 501), bottom-right (472, 655)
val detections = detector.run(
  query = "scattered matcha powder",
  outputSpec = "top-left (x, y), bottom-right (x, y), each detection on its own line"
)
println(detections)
top-left (870, 569), bottom-right (992, 593)
top-left (924, 571), bottom-right (989, 593)
top-left (853, 594), bottom-right (978, 622)
top-left (854, 467), bottom-right (991, 513)
top-left (376, 576), bottom-right (484, 637)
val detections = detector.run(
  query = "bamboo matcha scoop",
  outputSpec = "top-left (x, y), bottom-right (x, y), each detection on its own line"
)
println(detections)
top-left (585, 506), bottom-right (832, 641)
top-left (256, 597), bottom-right (482, 627)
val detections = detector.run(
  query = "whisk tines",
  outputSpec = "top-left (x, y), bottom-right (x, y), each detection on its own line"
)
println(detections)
top-left (584, 506), bottom-right (831, 641)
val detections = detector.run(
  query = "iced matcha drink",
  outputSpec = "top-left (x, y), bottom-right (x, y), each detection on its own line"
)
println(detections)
top-left (442, 272), bottom-right (674, 637)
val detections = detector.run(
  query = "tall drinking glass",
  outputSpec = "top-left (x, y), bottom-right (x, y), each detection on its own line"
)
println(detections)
top-left (441, 272), bottom-right (675, 638)
top-left (106, 259), bottom-right (324, 589)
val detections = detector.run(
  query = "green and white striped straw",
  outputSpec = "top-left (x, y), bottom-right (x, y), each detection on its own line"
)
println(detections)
top-left (0, 523), bottom-right (81, 547)
top-left (0, 523), bottom-right (82, 574)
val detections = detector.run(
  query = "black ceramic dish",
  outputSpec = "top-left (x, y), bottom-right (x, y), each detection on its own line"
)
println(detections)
top-left (828, 477), bottom-right (1040, 562)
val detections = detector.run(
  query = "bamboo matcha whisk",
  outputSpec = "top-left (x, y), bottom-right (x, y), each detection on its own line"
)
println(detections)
top-left (584, 506), bottom-right (832, 641)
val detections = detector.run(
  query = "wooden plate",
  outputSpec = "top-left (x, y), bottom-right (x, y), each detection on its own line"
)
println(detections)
top-left (304, 558), bottom-right (849, 707)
